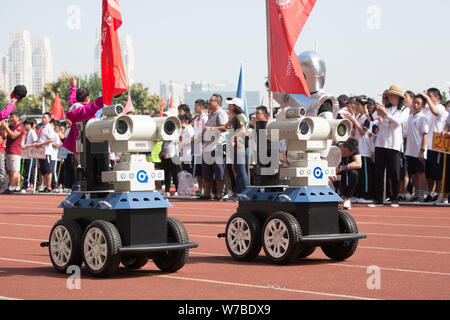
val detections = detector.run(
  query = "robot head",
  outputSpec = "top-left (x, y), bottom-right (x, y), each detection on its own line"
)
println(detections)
top-left (298, 51), bottom-right (326, 94)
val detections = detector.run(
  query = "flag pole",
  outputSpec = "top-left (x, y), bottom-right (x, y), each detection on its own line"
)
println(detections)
top-left (266, 0), bottom-right (274, 120)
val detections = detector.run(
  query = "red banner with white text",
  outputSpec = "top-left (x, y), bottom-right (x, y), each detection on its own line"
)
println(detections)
top-left (101, 0), bottom-right (128, 105)
top-left (268, 0), bottom-right (316, 96)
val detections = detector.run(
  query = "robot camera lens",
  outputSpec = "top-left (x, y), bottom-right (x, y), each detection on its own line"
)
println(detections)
top-left (337, 123), bottom-right (347, 137)
top-left (299, 122), bottom-right (310, 135)
top-left (116, 120), bottom-right (128, 135)
top-left (164, 120), bottom-right (176, 135)
top-left (115, 105), bottom-right (124, 115)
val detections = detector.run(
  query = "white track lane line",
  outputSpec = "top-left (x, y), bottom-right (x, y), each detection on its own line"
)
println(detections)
top-left (0, 256), bottom-right (376, 300)
top-left (158, 275), bottom-right (378, 300)
top-left (1, 236), bottom-right (450, 277)
top-left (1, 220), bottom-right (450, 240)
top-left (0, 296), bottom-right (21, 300)
top-left (3, 235), bottom-right (450, 255)
top-left (188, 252), bottom-right (450, 277)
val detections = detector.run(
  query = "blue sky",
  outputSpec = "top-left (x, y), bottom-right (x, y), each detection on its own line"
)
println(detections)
top-left (1, 0), bottom-right (449, 101)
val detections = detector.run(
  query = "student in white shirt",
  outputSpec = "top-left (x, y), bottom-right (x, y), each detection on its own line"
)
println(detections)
top-left (32, 113), bottom-right (54, 192)
top-left (420, 88), bottom-right (449, 202)
top-left (369, 85), bottom-right (410, 208)
top-left (344, 96), bottom-right (374, 201)
top-left (441, 113), bottom-right (450, 204)
top-left (49, 120), bottom-right (62, 190)
top-left (192, 99), bottom-right (208, 195)
top-left (403, 95), bottom-right (429, 202)
top-left (21, 118), bottom-right (38, 191)
top-left (179, 115), bottom-right (194, 174)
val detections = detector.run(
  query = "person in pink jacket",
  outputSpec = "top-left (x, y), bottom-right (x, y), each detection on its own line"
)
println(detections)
top-left (62, 76), bottom-right (103, 154)
top-left (0, 85), bottom-right (27, 121)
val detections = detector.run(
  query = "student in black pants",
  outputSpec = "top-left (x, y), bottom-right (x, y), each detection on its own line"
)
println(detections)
top-left (368, 85), bottom-right (410, 207)
top-left (332, 138), bottom-right (362, 210)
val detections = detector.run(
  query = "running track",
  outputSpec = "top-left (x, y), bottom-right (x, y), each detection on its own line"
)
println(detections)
top-left (0, 195), bottom-right (449, 300)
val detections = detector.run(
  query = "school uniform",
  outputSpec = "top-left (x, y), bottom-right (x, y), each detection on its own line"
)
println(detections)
top-left (404, 111), bottom-right (429, 176)
top-left (21, 129), bottom-right (38, 189)
top-left (353, 114), bottom-right (374, 200)
top-left (373, 105), bottom-right (410, 203)
top-left (423, 105), bottom-right (448, 180)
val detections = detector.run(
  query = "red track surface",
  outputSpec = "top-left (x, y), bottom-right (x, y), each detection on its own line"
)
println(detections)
top-left (0, 195), bottom-right (449, 300)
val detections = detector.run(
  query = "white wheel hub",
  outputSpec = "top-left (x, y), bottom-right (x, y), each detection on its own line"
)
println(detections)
top-left (50, 225), bottom-right (72, 267)
top-left (84, 227), bottom-right (108, 271)
top-left (227, 217), bottom-right (251, 255)
top-left (264, 219), bottom-right (289, 258)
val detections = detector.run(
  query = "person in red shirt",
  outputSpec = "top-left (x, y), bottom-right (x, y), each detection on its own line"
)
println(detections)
top-left (1, 112), bottom-right (25, 193)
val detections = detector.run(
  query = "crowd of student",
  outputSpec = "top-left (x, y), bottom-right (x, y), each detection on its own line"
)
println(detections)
top-left (1, 82), bottom-right (450, 209)
top-left (334, 85), bottom-right (450, 209)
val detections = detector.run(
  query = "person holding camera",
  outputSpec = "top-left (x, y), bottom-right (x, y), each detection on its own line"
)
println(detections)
top-left (344, 96), bottom-right (374, 202)
top-left (369, 85), bottom-right (410, 208)
top-left (1, 112), bottom-right (25, 194)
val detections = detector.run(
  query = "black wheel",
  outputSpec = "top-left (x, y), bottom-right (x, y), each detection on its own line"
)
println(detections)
top-left (225, 212), bottom-right (262, 261)
top-left (262, 212), bottom-right (302, 264)
top-left (153, 217), bottom-right (189, 273)
top-left (82, 220), bottom-right (122, 277)
top-left (298, 247), bottom-right (316, 259)
top-left (49, 219), bottom-right (83, 272)
top-left (121, 256), bottom-right (149, 270)
top-left (321, 211), bottom-right (359, 261)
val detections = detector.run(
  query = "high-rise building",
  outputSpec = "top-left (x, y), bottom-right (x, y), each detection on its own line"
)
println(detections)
top-left (95, 30), bottom-right (135, 86)
top-left (120, 35), bottom-right (135, 86)
top-left (8, 30), bottom-right (33, 95)
top-left (160, 81), bottom-right (189, 106)
top-left (0, 55), bottom-right (9, 93)
top-left (32, 38), bottom-right (53, 96)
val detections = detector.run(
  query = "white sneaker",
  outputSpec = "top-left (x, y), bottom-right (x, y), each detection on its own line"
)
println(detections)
top-left (343, 199), bottom-right (352, 210)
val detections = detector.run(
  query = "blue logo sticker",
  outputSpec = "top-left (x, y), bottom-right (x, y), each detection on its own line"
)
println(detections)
top-left (137, 170), bottom-right (149, 183)
top-left (313, 167), bottom-right (324, 179)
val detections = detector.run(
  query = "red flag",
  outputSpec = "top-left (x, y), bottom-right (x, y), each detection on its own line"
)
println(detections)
top-left (267, 0), bottom-right (316, 96)
top-left (101, 0), bottom-right (128, 105)
top-left (159, 99), bottom-right (165, 117)
top-left (123, 95), bottom-right (134, 114)
top-left (51, 94), bottom-right (65, 121)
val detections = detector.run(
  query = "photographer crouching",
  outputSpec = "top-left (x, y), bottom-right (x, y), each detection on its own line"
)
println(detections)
top-left (330, 138), bottom-right (362, 210)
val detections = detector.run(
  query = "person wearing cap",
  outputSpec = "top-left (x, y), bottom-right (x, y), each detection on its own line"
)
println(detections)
top-left (225, 97), bottom-right (248, 196)
top-left (368, 85), bottom-right (410, 208)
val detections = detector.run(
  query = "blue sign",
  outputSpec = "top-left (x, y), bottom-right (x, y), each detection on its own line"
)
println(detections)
top-left (137, 170), bottom-right (149, 183)
top-left (313, 167), bottom-right (324, 179)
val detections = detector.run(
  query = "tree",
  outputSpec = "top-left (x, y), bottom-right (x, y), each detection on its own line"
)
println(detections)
top-left (111, 83), bottom-right (162, 115)
top-left (0, 91), bottom-right (8, 108)
top-left (7, 72), bottom-right (164, 117)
